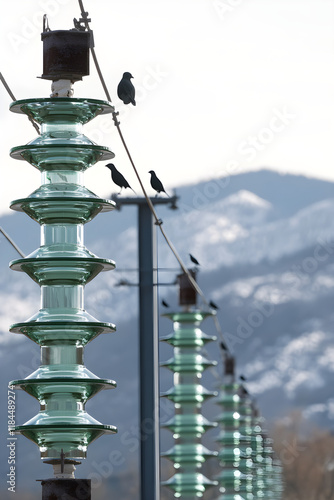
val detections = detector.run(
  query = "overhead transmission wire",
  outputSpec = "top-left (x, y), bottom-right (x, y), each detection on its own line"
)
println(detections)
top-left (0, 227), bottom-right (25, 258)
top-left (77, 0), bottom-right (226, 346)
top-left (0, 73), bottom-right (40, 134)
top-left (0, 6), bottom-right (226, 355)
top-left (0, 75), bottom-right (36, 259)
top-left (68, 2), bottom-right (227, 349)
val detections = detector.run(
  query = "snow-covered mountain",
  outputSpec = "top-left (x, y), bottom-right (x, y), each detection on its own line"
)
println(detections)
top-left (1, 169), bottom-right (334, 498)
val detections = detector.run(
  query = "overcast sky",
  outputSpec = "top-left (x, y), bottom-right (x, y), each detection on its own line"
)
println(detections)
top-left (1, 0), bottom-right (334, 216)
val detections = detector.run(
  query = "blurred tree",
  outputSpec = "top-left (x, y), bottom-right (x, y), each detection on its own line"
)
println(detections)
top-left (272, 411), bottom-right (334, 500)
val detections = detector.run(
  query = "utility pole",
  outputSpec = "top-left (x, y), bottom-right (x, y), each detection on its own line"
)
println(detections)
top-left (113, 194), bottom-right (178, 500)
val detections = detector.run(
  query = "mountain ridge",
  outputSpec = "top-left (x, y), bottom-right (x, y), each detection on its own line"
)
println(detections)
top-left (1, 169), bottom-right (334, 497)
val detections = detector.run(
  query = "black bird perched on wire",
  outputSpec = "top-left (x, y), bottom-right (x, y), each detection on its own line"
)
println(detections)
top-left (240, 385), bottom-right (249, 396)
top-left (209, 300), bottom-right (219, 310)
top-left (148, 170), bottom-right (169, 197)
top-left (189, 253), bottom-right (200, 266)
top-left (161, 299), bottom-right (170, 308)
top-left (220, 340), bottom-right (228, 352)
top-left (117, 72), bottom-right (136, 106)
top-left (105, 163), bottom-right (136, 194)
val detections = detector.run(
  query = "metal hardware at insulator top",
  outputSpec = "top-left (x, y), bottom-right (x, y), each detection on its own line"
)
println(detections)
top-left (40, 15), bottom-right (91, 97)
top-left (40, 479), bottom-right (91, 500)
top-left (178, 269), bottom-right (197, 307)
top-left (41, 29), bottom-right (90, 82)
top-left (225, 355), bottom-right (235, 376)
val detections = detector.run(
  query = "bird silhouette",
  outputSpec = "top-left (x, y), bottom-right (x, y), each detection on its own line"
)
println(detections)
top-left (148, 170), bottom-right (169, 197)
top-left (161, 299), bottom-right (169, 308)
top-left (189, 253), bottom-right (200, 266)
top-left (240, 386), bottom-right (249, 396)
top-left (220, 340), bottom-right (228, 352)
top-left (105, 164), bottom-right (136, 194)
top-left (209, 300), bottom-right (219, 310)
top-left (117, 72), bottom-right (136, 106)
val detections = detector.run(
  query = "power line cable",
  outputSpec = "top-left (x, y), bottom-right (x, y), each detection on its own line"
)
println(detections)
top-left (77, 1), bottom-right (112, 102)
top-left (73, 3), bottom-right (264, 420)
top-left (0, 227), bottom-right (25, 258)
top-left (77, 0), bottom-right (227, 348)
top-left (0, 72), bottom-right (40, 134)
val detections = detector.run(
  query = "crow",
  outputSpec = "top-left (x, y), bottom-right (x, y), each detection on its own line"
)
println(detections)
top-left (105, 163), bottom-right (136, 194)
top-left (148, 170), bottom-right (169, 197)
top-left (161, 299), bottom-right (169, 308)
top-left (189, 253), bottom-right (200, 266)
top-left (117, 72), bottom-right (136, 106)
top-left (240, 386), bottom-right (249, 396)
top-left (220, 340), bottom-right (228, 351)
top-left (209, 300), bottom-right (219, 310)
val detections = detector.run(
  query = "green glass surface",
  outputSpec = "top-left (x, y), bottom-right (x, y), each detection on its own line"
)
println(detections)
top-left (216, 431), bottom-right (252, 446)
top-left (162, 414), bottom-right (217, 438)
top-left (14, 242), bottom-right (114, 261)
top-left (10, 98), bottom-right (114, 123)
top-left (10, 221), bottom-right (115, 285)
top-left (160, 324), bottom-right (216, 347)
top-left (162, 384), bottom-right (217, 404)
top-left (10, 98), bottom-right (115, 167)
top-left (13, 424), bottom-right (116, 459)
top-left (216, 393), bottom-right (242, 405)
top-left (10, 144), bottom-right (114, 171)
top-left (10, 256), bottom-right (115, 285)
top-left (215, 383), bottom-right (260, 498)
top-left (10, 378), bottom-right (116, 401)
top-left (14, 177), bottom-right (113, 201)
top-left (10, 99), bottom-right (115, 170)
top-left (161, 472), bottom-right (218, 497)
top-left (161, 308), bottom-right (217, 497)
top-left (162, 311), bottom-right (213, 323)
top-left (216, 412), bottom-right (252, 426)
top-left (19, 363), bottom-right (112, 382)
top-left (218, 447), bottom-right (251, 461)
top-left (217, 495), bottom-right (247, 500)
top-left (161, 353), bottom-right (217, 373)
top-left (162, 443), bottom-right (218, 466)
top-left (216, 468), bottom-right (251, 484)
top-left (10, 321), bottom-right (115, 345)
top-left (9, 97), bottom-right (117, 464)
top-left (11, 197), bottom-right (115, 224)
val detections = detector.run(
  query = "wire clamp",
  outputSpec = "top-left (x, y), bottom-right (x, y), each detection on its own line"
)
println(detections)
top-left (112, 111), bottom-right (120, 126)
